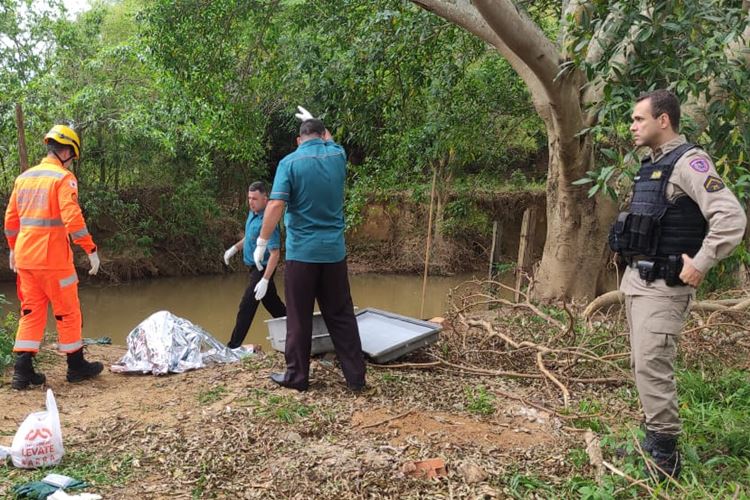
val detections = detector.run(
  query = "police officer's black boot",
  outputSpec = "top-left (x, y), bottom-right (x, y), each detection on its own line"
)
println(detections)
top-left (66, 348), bottom-right (103, 383)
top-left (645, 433), bottom-right (681, 481)
top-left (641, 428), bottom-right (657, 454)
top-left (11, 352), bottom-right (46, 390)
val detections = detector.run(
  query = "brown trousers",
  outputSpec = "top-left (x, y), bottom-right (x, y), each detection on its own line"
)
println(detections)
top-left (282, 259), bottom-right (365, 388)
top-left (625, 294), bottom-right (691, 435)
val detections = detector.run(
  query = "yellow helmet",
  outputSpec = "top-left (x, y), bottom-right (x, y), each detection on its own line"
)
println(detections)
top-left (44, 124), bottom-right (81, 159)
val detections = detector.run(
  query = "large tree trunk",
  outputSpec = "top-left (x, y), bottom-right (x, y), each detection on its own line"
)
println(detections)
top-left (410, 0), bottom-right (616, 300)
top-left (534, 135), bottom-right (618, 300)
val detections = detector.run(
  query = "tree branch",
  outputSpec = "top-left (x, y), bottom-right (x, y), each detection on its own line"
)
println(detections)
top-left (410, 0), bottom-right (550, 108)
top-left (471, 0), bottom-right (561, 98)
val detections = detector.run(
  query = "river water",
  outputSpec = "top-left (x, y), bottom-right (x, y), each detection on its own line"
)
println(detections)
top-left (0, 272), bottom-right (478, 349)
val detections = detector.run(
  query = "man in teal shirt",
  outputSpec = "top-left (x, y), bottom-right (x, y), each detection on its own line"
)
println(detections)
top-left (223, 181), bottom-right (286, 349)
top-left (255, 115), bottom-right (365, 392)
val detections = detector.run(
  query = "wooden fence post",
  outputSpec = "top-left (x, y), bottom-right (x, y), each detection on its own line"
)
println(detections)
top-left (514, 207), bottom-right (537, 302)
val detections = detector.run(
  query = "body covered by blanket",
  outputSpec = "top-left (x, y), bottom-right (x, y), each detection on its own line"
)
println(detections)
top-left (112, 310), bottom-right (253, 375)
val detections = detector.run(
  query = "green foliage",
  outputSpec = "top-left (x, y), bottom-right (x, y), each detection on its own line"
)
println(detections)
top-left (568, 1), bottom-right (750, 205)
top-left (502, 366), bottom-right (750, 499)
top-left (0, 294), bottom-right (17, 371)
top-left (464, 384), bottom-right (495, 416)
top-left (552, 366), bottom-right (750, 498)
top-left (697, 245), bottom-right (748, 298)
top-left (509, 169), bottom-right (528, 189)
top-left (442, 198), bottom-right (491, 239)
top-left (679, 369), bottom-right (750, 458)
top-left (492, 260), bottom-right (516, 276)
top-left (0, 0), bottom-right (545, 259)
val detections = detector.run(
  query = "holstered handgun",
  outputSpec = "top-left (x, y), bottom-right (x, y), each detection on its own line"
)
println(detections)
top-left (637, 260), bottom-right (657, 282)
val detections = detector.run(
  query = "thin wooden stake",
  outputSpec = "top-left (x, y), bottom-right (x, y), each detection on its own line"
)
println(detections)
top-left (15, 103), bottom-right (29, 172)
top-left (514, 207), bottom-right (537, 302)
top-left (488, 221), bottom-right (498, 281)
top-left (420, 170), bottom-right (437, 319)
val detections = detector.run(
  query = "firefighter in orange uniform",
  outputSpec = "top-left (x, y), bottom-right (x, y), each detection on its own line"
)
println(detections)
top-left (4, 124), bottom-right (103, 390)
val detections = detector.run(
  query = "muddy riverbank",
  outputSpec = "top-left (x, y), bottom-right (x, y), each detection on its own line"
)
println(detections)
top-left (0, 188), bottom-right (546, 284)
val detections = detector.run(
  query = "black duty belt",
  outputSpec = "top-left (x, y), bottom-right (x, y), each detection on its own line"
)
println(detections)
top-left (628, 255), bottom-right (686, 286)
top-left (629, 260), bottom-right (669, 280)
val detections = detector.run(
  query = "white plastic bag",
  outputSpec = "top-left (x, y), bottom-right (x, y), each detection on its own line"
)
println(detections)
top-left (9, 389), bottom-right (64, 468)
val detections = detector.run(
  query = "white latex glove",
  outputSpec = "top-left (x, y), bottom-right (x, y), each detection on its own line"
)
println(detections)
top-left (253, 237), bottom-right (268, 271)
top-left (254, 277), bottom-right (269, 301)
top-left (295, 105), bottom-right (314, 122)
top-left (8, 250), bottom-right (16, 273)
top-left (88, 251), bottom-right (100, 275)
top-left (223, 245), bottom-right (239, 265)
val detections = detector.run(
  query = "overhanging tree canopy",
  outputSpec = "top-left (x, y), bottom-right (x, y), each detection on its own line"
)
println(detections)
top-left (411, 0), bottom-right (750, 300)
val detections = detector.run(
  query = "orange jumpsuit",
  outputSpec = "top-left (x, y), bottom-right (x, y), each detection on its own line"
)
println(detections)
top-left (4, 157), bottom-right (97, 353)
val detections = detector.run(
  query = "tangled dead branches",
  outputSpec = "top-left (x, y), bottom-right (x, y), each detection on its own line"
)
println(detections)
top-left (370, 279), bottom-right (634, 409)
top-left (380, 279), bottom-right (750, 410)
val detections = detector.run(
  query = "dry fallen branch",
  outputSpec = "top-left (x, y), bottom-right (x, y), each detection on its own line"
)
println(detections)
top-left (583, 291), bottom-right (750, 318)
top-left (602, 461), bottom-right (668, 499)
top-left (537, 351), bottom-right (570, 408)
top-left (463, 318), bottom-right (626, 405)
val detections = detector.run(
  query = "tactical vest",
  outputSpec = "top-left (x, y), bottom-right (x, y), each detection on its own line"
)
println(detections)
top-left (609, 143), bottom-right (707, 259)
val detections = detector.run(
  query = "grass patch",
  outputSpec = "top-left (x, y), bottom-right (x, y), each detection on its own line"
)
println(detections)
top-left (240, 354), bottom-right (274, 371)
top-left (197, 385), bottom-right (227, 405)
top-left (245, 389), bottom-right (314, 424)
top-left (500, 366), bottom-right (750, 498)
top-left (465, 385), bottom-right (495, 416)
top-left (2, 451), bottom-right (135, 493)
top-left (379, 372), bottom-right (405, 385)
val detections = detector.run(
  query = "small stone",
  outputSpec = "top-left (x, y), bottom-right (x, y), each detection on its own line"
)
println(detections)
top-left (459, 462), bottom-right (488, 484)
top-left (284, 431), bottom-right (302, 443)
top-left (401, 461), bottom-right (417, 474)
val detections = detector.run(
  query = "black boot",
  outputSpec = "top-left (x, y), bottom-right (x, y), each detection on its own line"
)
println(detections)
top-left (66, 348), bottom-right (103, 383)
top-left (641, 429), bottom-right (658, 454)
top-left (645, 433), bottom-right (681, 481)
top-left (11, 352), bottom-right (46, 390)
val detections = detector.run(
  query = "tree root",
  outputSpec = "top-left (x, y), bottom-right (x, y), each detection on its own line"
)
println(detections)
top-left (583, 291), bottom-right (750, 318)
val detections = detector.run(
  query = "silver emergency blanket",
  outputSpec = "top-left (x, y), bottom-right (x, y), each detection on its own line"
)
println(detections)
top-left (111, 310), bottom-right (251, 375)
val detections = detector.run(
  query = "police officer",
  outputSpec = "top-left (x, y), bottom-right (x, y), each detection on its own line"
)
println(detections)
top-left (255, 108), bottom-right (366, 392)
top-left (4, 124), bottom-right (103, 389)
top-left (610, 90), bottom-right (746, 479)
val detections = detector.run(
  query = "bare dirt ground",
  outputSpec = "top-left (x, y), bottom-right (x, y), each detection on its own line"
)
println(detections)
top-left (0, 341), bottom-right (586, 499)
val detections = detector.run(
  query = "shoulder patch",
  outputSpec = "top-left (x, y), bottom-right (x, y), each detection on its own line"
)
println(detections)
top-left (69, 179), bottom-right (77, 189)
top-left (689, 157), bottom-right (710, 173)
top-left (703, 175), bottom-right (725, 193)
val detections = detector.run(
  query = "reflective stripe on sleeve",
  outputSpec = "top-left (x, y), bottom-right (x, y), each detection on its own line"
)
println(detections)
top-left (4, 228), bottom-right (19, 237)
top-left (19, 170), bottom-right (66, 179)
top-left (70, 227), bottom-right (89, 239)
top-left (20, 217), bottom-right (64, 227)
